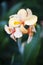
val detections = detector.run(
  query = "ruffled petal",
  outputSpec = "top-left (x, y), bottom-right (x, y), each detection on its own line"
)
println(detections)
top-left (26, 8), bottom-right (32, 16)
top-left (4, 25), bottom-right (11, 34)
top-left (17, 9), bottom-right (27, 21)
top-left (25, 15), bottom-right (38, 25)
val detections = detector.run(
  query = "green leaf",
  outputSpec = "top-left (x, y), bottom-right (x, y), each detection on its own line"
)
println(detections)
top-left (11, 55), bottom-right (15, 65)
top-left (23, 25), bottom-right (41, 65)
top-left (2, 37), bottom-right (10, 47)
top-left (4, 2), bottom-right (23, 20)
top-left (24, 0), bottom-right (40, 8)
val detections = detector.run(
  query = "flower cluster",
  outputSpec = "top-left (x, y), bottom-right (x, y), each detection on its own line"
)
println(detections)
top-left (4, 8), bottom-right (38, 54)
top-left (4, 8), bottom-right (37, 42)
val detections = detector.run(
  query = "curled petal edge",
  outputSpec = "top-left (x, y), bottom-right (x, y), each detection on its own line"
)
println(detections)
top-left (4, 25), bottom-right (11, 34)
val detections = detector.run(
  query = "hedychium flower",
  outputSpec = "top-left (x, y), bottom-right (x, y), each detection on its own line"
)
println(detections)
top-left (20, 9), bottom-right (38, 44)
top-left (25, 15), bottom-right (38, 43)
top-left (17, 8), bottom-right (38, 53)
top-left (4, 8), bottom-right (38, 54)
top-left (20, 9), bottom-right (37, 34)
top-left (11, 19), bottom-right (23, 54)
top-left (4, 14), bottom-right (25, 54)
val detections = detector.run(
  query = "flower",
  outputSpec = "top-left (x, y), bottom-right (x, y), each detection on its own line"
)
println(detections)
top-left (4, 8), bottom-right (38, 54)
top-left (19, 8), bottom-right (37, 35)
top-left (4, 8), bottom-right (37, 36)
top-left (4, 14), bottom-right (23, 41)
top-left (4, 8), bottom-right (37, 39)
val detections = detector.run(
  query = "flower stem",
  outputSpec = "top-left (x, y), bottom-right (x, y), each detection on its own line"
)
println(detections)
top-left (17, 38), bottom-right (21, 53)
top-left (17, 38), bottom-right (24, 54)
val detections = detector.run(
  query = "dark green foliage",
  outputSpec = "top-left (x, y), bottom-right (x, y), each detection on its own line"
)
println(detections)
top-left (23, 25), bottom-right (41, 65)
top-left (0, 0), bottom-right (43, 65)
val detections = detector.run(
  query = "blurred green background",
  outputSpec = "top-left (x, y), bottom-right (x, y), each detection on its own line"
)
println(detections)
top-left (0, 0), bottom-right (43, 65)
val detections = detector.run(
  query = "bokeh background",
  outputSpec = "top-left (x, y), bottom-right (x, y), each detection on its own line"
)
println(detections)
top-left (0, 0), bottom-right (43, 65)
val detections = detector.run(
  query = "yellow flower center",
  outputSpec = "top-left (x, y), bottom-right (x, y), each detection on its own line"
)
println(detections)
top-left (14, 21), bottom-right (21, 25)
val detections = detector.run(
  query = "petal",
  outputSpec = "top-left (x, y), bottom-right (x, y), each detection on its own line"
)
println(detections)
top-left (9, 15), bottom-right (21, 28)
top-left (14, 28), bottom-right (23, 38)
top-left (17, 9), bottom-right (27, 20)
top-left (32, 26), bottom-right (36, 32)
top-left (9, 18), bottom-right (15, 28)
top-left (27, 36), bottom-right (33, 44)
top-left (17, 9), bottom-right (27, 16)
top-left (4, 25), bottom-right (11, 34)
top-left (10, 34), bottom-right (16, 41)
top-left (9, 14), bottom-right (20, 19)
top-left (26, 8), bottom-right (32, 16)
top-left (25, 15), bottom-right (38, 25)
top-left (20, 25), bottom-right (28, 34)
top-left (9, 15), bottom-right (15, 18)
top-left (9, 18), bottom-right (18, 28)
